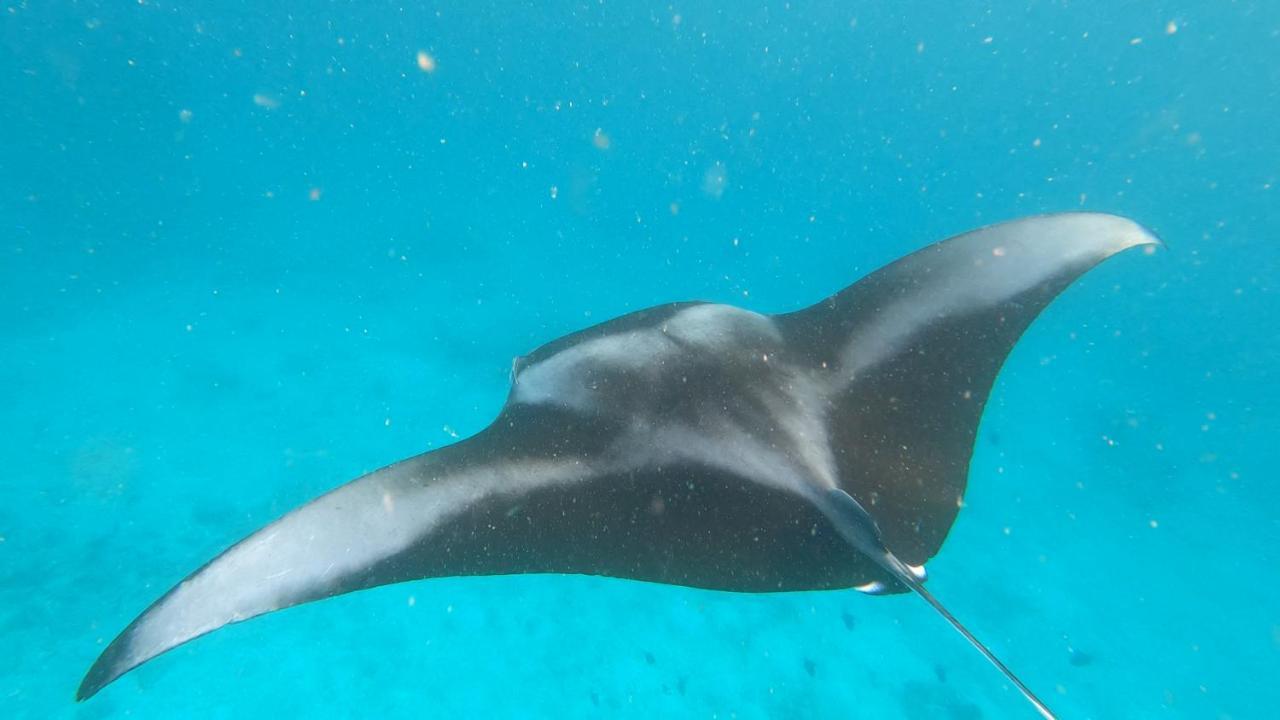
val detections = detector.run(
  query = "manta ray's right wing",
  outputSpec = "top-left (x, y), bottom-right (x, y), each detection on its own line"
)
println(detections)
top-left (782, 213), bottom-right (1160, 720)
top-left (777, 212), bottom-right (1160, 567)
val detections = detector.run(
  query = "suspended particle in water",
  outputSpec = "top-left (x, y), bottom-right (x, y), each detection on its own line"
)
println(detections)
top-left (253, 93), bottom-right (281, 109)
top-left (416, 50), bottom-right (437, 73)
top-left (702, 162), bottom-right (727, 199)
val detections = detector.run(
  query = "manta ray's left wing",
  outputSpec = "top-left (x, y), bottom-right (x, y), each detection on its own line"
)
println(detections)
top-left (76, 413), bottom-right (601, 700)
top-left (79, 396), bottom-right (867, 700)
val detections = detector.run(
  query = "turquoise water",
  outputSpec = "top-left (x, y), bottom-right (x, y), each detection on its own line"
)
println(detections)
top-left (3, 2), bottom-right (1277, 718)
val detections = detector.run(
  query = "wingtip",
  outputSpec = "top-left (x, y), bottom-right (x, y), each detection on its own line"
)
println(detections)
top-left (75, 664), bottom-right (107, 702)
top-left (1104, 213), bottom-right (1163, 251)
top-left (76, 647), bottom-right (120, 702)
top-left (1054, 211), bottom-right (1163, 252)
top-left (77, 624), bottom-right (141, 702)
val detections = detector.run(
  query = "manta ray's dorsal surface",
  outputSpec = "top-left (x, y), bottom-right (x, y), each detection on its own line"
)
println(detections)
top-left (78, 213), bottom-right (1159, 718)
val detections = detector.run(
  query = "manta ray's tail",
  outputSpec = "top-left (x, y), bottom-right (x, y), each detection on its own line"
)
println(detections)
top-left (825, 487), bottom-right (1056, 719)
top-left (908, 580), bottom-right (1057, 720)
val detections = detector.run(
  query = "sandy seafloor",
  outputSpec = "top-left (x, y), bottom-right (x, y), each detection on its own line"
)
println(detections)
top-left (2, 2), bottom-right (1277, 719)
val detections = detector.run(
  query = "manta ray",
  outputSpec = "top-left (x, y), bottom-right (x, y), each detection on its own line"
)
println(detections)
top-left (78, 213), bottom-right (1159, 718)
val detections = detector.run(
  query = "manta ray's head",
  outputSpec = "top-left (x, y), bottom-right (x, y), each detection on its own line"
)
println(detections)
top-left (507, 303), bottom-right (788, 418)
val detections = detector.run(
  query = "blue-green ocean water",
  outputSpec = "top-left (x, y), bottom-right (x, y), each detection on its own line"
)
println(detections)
top-left (3, 2), bottom-right (1277, 718)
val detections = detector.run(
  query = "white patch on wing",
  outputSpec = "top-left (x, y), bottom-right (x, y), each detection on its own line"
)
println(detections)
top-left (646, 420), bottom-right (809, 497)
top-left (664, 304), bottom-right (781, 350)
top-left (117, 454), bottom-right (592, 678)
top-left (512, 328), bottom-right (677, 411)
top-left (639, 386), bottom-right (838, 501)
top-left (513, 303), bottom-right (837, 499)
top-left (834, 214), bottom-right (1159, 387)
top-left (512, 304), bottom-right (784, 416)
top-left (754, 372), bottom-right (840, 491)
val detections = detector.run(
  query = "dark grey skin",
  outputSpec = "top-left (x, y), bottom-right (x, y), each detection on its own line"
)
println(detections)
top-left (78, 213), bottom-right (1159, 718)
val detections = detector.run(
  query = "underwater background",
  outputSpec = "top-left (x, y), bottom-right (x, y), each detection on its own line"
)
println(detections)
top-left (2, 1), bottom-right (1277, 718)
